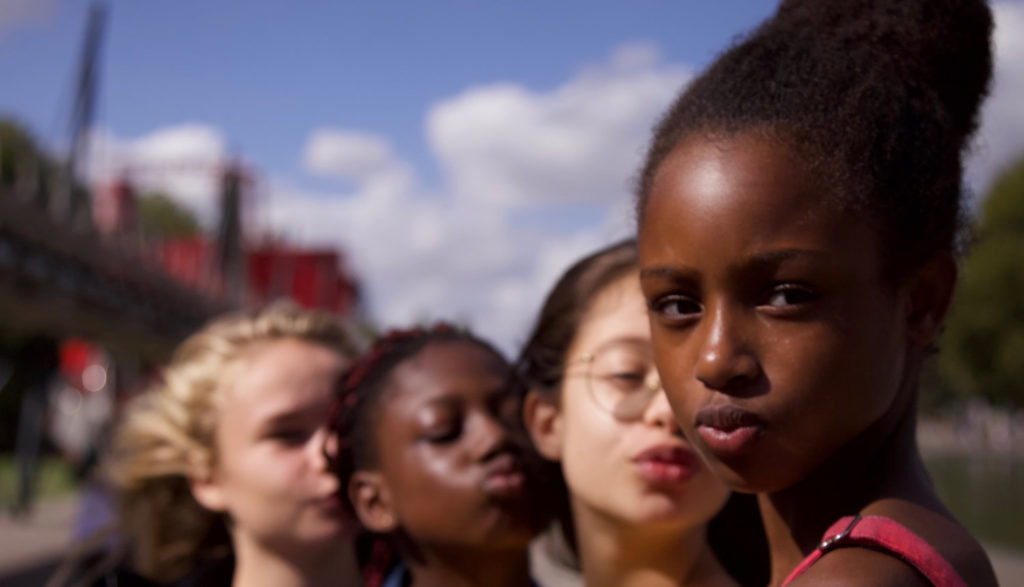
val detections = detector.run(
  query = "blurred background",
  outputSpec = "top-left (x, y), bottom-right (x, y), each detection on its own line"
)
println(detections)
top-left (0, 0), bottom-right (1022, 584)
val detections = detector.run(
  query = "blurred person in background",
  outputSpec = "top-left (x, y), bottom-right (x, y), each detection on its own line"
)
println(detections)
top-left (328, 324), bottom-right (541, 587)
top-left (518, 239), bottom-right (767, 587)
top-left (50, 302), bottom-right (363, 587)
top-left (4, 336), bottom-right (60, 516)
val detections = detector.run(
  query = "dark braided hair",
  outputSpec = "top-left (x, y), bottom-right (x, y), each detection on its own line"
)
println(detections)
top-left (638, 0), bottom-right (993, 281)
top-left (325, 323), bottom-right (511, 586)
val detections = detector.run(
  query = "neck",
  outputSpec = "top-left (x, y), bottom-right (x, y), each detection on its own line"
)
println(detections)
top-left (572, 499), bottom-right (730, 587)
top-left (405, 545), bottom-right (531, 587)
top-left (230, 532), bottom-right (358, 587)
top-left (758, 359), bottom-right (943, 586)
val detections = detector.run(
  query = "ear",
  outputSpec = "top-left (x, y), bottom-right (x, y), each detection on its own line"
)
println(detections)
top-left (904, 253), bottom-right (958, 347)
top-left (189, 472), bottom-right (228, 513)
top-left (349, 470), bottom-right (398, 533)
top-left (523, 390), bottom-right (564, 461)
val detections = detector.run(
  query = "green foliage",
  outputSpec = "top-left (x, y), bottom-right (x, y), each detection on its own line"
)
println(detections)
top-left (138, 191), bottom-right (201, 239)
top-left (938, 154), bottom-right (1024, 408)
top-left (0, 455), bottom-right (78, 501)
top-left (0, 118), bottom-right (51, 188)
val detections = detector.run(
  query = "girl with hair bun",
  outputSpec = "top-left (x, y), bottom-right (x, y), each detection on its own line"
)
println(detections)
top-left (104, 302), bottom-right (364, 587)
top-left (636, 0), bottom-right (999, 584)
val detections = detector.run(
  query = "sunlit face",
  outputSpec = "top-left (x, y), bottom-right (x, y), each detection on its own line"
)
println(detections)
top-left (372, 341), bottom-right (535, 552)
top-left (195, 338), bottom-right (352, 556)
top-left (552, 273), bottom-right (729, 527)
top-left (638, 133), bottom-right (909, 493)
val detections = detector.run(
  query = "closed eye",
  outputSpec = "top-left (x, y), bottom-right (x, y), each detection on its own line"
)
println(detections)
top-left (424, 424), bottom-right (462, 444)
top-left (267, 429), bottom-right (312, 446)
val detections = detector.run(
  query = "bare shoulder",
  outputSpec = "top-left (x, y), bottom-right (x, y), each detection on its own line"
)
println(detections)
top-left (862, 499), bottom-right (999, 586)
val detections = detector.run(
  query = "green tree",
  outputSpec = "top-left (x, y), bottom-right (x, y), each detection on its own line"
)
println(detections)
top-left (0, 118), bottom-right (54, 196)
top-left (938, 154), bottom-right (1024, 408)
top-left (138, 192), bottom-right (201, 239)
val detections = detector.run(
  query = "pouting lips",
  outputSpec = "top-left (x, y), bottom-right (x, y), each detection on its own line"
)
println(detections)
top-left (632, 445), bottom-right (699, 484)
top-left (482, 454), bottom-right (526, 498)
top-left (695, 405), bottom-right (765, 458)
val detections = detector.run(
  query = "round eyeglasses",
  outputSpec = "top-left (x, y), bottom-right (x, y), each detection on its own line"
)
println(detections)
top-left (567, 339), bottom-right (662, 421)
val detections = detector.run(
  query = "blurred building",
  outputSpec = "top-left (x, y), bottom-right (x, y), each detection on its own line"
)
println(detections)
top-left (155, 237), bottom-right (359, 315)
top-left (92, 172), bottom-right (360, 317)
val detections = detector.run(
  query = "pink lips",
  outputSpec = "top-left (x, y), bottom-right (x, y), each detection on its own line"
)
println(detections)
top-left (632, 444), bottom-right (699, 484)
top-left (481, 454), bottom-right (525, 498)
top-left (695, 405), bottom-right (764, 458)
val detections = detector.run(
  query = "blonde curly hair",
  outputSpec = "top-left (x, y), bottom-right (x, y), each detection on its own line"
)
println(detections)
top-left (105, 301), bottom-right (364, 582)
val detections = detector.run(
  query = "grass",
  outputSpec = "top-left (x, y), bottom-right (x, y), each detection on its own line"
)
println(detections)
top-left (0, 454), bottom-right (78, 505)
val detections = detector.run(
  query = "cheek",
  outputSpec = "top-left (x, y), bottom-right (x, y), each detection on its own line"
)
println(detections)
top-left (391, 449), bottom-right (472, 519)
top-left (651, 329), bottom-right (702, 425)
top-left (775, 304), bottom-right (904, 418)
top-left (558, 388), bottom-right (629, 501)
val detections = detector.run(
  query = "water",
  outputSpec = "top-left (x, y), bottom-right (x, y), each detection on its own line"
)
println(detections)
top-left (925, 452), bottom-right (1024, 551)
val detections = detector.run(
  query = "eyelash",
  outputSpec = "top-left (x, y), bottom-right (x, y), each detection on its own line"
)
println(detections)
top-left (649, 294), bottom-right (701, 324)
top-left (425, 424), bottom-right (462, 444)
top-left (649, 283), bottom-right (820, 322)
top-left (761, 283), bottom-right (819, 311)
top-left (269, 429), bottom-right (310, 445)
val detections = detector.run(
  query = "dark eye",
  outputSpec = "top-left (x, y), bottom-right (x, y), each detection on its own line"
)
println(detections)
top-left (764, 285), bottom-right (818, 309)
top-left (606, 371), bottom-right (647, 391)
top-left (650, 294), bottom-right (702, 321)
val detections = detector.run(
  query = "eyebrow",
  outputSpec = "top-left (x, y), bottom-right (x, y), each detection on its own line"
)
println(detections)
top-left (640, 248), bottom-right (829, 280)
top-left (253, 403), bottom-right (323, 430)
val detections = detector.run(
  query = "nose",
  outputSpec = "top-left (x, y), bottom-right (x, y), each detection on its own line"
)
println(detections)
top-left (641, 388), bottom-right (681, 432)
top-left (321, 427), bottom-right (339, 466)
top-left (693, 303), bottom-right (760, 392)
top-left (311, 426), bottom-right (336, 472)
top-left (473, 412), bottom-right (515, 462)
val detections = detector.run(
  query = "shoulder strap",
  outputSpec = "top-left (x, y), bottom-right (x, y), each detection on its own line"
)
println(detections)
top-left (781, 515), bottom-right (967, 586)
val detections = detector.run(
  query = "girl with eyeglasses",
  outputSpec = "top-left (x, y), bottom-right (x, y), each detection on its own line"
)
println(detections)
top-left (517, 240), bottom-right (767, 587)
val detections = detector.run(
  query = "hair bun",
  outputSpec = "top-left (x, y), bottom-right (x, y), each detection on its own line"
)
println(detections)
top-left (772, 0), bottom-right (993, 143)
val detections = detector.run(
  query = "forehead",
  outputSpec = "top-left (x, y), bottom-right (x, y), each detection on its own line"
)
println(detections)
top-left (654, 135), bottom-right (825, 229)
top-left (386, 340), bottom-right (508, 404)
top-left (222, 338), bottom-right (344, 420)
top-left (571, 272), bottom-right (648, 352)
top-left (640, 133), bottom-right (873, 264)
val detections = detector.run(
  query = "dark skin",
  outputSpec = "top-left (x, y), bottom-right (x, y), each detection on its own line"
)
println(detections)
top-left (348, 341), bottom-right (535, 587)
top-left (637, 133), bottom-right (998, 586)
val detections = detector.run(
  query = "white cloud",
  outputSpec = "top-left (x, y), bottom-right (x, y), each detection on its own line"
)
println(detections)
top-left (262, 179), bottom-right (628, 352)
top-left (260, 44), bottom-right (676, 350)
top-left (427, 43), bottom-right (690, 207)
top-left (966, 2), bottom-right (1024, 198)
top-left (86, 124), bottom-right (228, 225)
top-left (302, 129), bottom-right (406, 184)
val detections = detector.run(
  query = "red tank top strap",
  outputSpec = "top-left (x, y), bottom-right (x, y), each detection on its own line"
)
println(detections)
top-left (781, 515), bottom-right (967, 586)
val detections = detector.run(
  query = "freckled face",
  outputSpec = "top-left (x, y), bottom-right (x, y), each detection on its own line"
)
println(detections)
top-left (638, 134), bottom-right (909, 493)
top-left (373, 342), bottom-right (535, 552)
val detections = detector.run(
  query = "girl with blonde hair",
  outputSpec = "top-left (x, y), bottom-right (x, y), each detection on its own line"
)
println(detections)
top-left (97, 302), bottom-right (363, 587)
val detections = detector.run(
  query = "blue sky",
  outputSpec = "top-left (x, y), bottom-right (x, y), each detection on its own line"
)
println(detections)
top-left (0, 1), bottom-right (777, 187)
top-left (2, 0), bottom-right (1023, 351)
